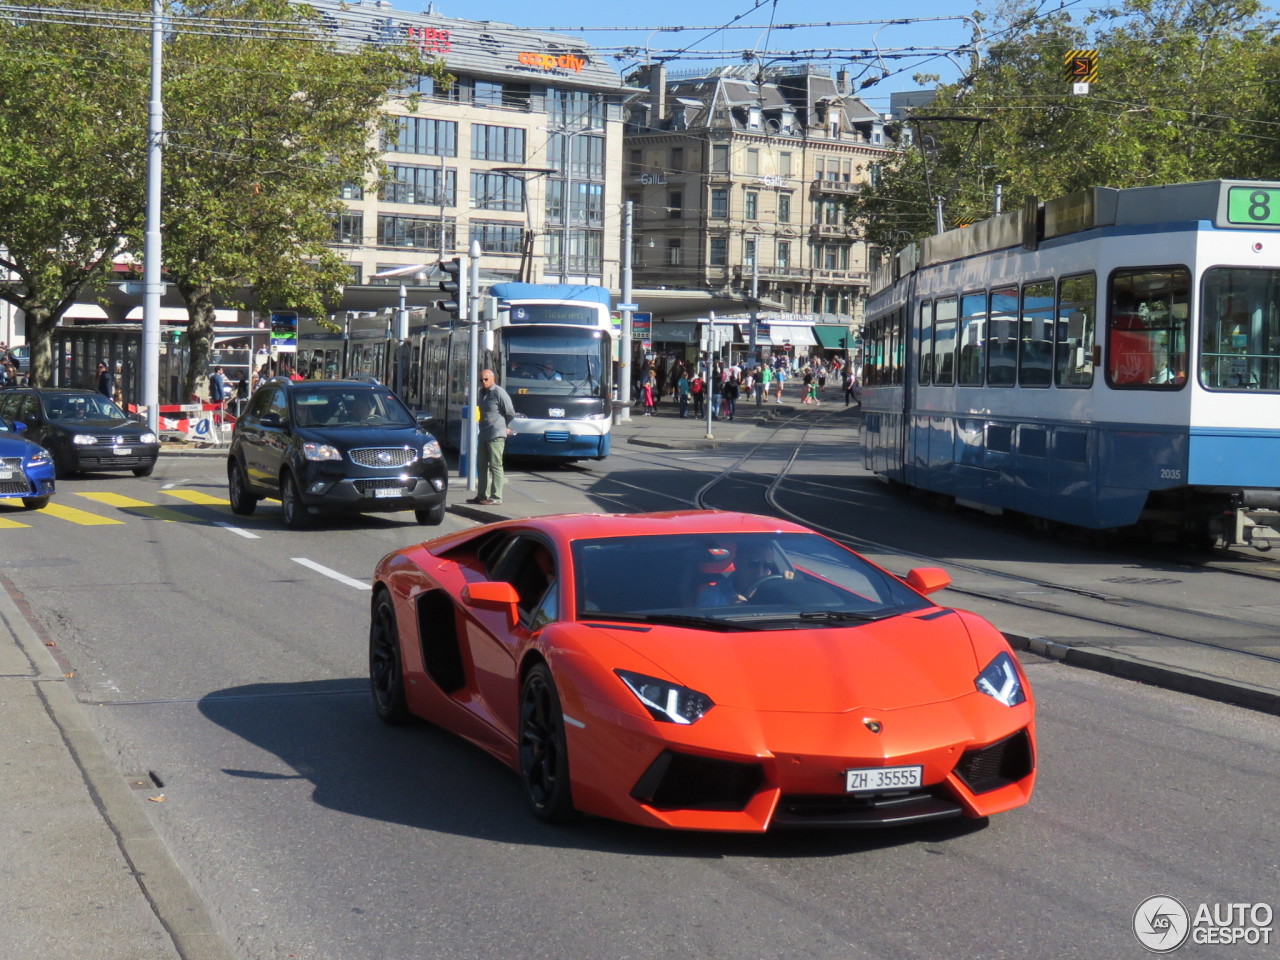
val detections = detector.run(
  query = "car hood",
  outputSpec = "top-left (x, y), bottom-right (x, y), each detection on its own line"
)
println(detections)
top-left (299, 426), bottom-right (431, 447)
top-left (598, 613), bottom-right (981, 711)
top-left (52, 418), bottom-right (147, 433)
top-left (0, 436), bottom-right (45, 457)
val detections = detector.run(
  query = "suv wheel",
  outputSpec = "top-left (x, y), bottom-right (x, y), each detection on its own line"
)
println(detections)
top-left (281, 473), bottom-right (309, 529)
top-left (415, 502), bottom-right (446, 526)
top-left (228, 460), bottom-right (257, 516)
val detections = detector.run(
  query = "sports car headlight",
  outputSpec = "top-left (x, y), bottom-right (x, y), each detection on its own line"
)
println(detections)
top-left (975, 652), bottom-right (1026, 707)
top-left (422, 439), bottom-right (442, 459)
top-left (302, 442), bottom-right (342, 461)
top-left (28, 450), bottom-right (51, 466)
top-left (616, 670), bottom-right (714, 725)
top-left (73, 434), bottom-right (97, 445)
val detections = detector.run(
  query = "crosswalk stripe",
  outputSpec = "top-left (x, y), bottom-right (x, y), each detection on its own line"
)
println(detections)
top-left (162, 490), bottom-right (230, 506)
top-left (0, 515), bottom-right (32, 528)
top-left (40, 502), bottom-right (126, 525)
top-left (74, 492), bottom-right (194, 523)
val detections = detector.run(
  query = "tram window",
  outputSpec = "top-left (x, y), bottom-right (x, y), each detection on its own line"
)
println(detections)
top-left (892, 309), bottom-right (905, 384)
top-left (933, 296), bottom-right (957, 385)
top-left (957, 292), bottom-right (986, 386)
top-left (1200, 267), bottom-right (1280, 392)
top-left (1018, 280), bottom-right (1054, 387)
top-left (917, 301), bottom-right (934, 385)
top-left (987, 285), bottom-right (1018, 386)
top-left (1107, 268), bottom-right (1190, 389)
top-left (1055, 272), bottom-right (1096, 388)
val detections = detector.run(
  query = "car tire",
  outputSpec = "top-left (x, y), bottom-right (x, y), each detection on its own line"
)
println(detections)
top-left (53, 452), bottom-right (75, 480)
top-left (132, 462), bottom-right (155, 478)
top-left (280, 473), bottom-right (308, 529)
top-left (227, 460), bottom-right (258, 516)
top-left (21, 496), bottom-right (49, 510)
top-left (415, 502), bottom-right (446, 526)
top-left (519, 662), bottom-right (577, 823)
top-left (369, 590), bottom-right (410, 726)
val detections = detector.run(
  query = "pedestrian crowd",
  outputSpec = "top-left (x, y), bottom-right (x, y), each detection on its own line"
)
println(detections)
top-left (632, 352), bottom-right (859, 419)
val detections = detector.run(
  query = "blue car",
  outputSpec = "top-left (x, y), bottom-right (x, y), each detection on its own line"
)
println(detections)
top-left (0, 417), bottom-right (55, 509)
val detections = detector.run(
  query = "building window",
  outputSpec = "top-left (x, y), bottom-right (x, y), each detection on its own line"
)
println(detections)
top-left (670, 146), bottom-right (684, 170)
top-left (546, 180), bottom-right (604, 226)
top-left (744, 237), bottom-right (756, 268)
top-left (470, 172), bottom-right (525, 212)
top-left (386, 116), bottom-right (457, 157)
top-left (710, 188), bottom-right (728, 219)
top-left (550, 132), bottom-right (605, 181)
top-left (340, 182), bottom-right (363, 201)
top-left (381, 165), bottom-right (455, 206)
top-left (778, 193), bottom-right (791, 223)
top-left (745, 191), bottom-right (759, 220)
top-left (711, 144), bottom-right (729, 174)
top-left (376, 214), bottom-right (455, 251)
top-left (779, 152), bottom-right (793, 178)
top-left (543, 229), bottom-right (604, 275)
top-left (470, 221), bottom-right (525, 254)
top-left (667, 239), bottom-right (682, 266)
top-left (473, 79), bottom-right (531, 110)
top-left (709, 236), bottom-right (728, 266)
top-left (628, 149), bottom-right (643, 178)
top-left (668, 191), bottom-right (682, 219)
top-left (333, 212), bottom-right (363, 245)
top-left (471, 124), bottom-right (525, 163)
top-left (777, 240), bottom-right (790, 269)
top-left (546, 88), bottom-right (605, 128)
top-left (746, 148), bottom-right (760, 175)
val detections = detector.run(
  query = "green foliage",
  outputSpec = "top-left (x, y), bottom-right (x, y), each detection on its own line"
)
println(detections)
top-left (849, 0), bottom-right (1280, 248)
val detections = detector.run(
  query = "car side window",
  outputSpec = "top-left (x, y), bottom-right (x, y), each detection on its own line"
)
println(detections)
top-left (265, 387), bottom-right (288, 423)
top-left (489, 537), bottom-right (559, 628)
top-left (16, 395), bottom-right (40, 424)
top-left (0, 394), bottom-right (15, 419)
top-left (245, 388), bottom-right (273, 419)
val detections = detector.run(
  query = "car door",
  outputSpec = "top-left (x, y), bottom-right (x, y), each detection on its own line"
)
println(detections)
top-left (240, 386), bottom-right (286, 489)
top-left (464, 534), bottom-right (560, 743)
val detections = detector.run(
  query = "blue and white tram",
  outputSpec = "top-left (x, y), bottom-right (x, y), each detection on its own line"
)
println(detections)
top-left (861, 180), bottom-right (1280, 548)
top-left (417, 282), bottom-right (615, 461)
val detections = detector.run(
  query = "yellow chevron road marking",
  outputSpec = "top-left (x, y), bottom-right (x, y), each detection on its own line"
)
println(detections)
top-left (74, 492), bottom-right (195, 523)
top-left (161, 490), bottom-right (230, 506)
top-left (0, 515), bottom-right (32, 528)
top-left (39, 502), bottom-right (125, 526)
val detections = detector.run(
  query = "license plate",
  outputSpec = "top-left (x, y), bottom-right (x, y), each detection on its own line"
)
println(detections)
top-left (0, 470), bottom-right (11, 480)
top-left (845, 765), bottom-right (923, 792)
top-left (374, 487), bottom-right (403, 498)
top-left (114, 447), bottom-right (132, 456)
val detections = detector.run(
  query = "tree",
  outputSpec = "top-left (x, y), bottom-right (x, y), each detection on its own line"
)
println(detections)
top-left (150, 0), bottom-right (446, 399)
top-left (0, 0), bottom-right (149, 386)
top-left (849, 0), bottom-right (1279, 247)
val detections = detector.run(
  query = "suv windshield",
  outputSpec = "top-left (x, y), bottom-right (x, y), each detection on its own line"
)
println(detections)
top-left (291, 388), bottom-right (415, 428)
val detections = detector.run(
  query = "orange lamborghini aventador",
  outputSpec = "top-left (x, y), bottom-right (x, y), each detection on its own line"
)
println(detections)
top-left (368, 511), bottom-right (1036, 831)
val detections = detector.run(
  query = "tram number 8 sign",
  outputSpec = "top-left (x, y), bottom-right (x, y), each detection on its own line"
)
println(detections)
top-left (1226, 185), bottom-right (1280, 226)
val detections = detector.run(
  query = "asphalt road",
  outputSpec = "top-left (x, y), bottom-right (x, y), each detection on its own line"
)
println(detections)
top-left (2, 446), bottom-right (1276, 960)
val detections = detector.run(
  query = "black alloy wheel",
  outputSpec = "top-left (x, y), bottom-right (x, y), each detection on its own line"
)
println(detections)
top-left (518, 663), bottom-right (576, 823)
top-left (132, 462), bottom-right (155, 477)
top-left (280, 472), bottom-right (308, 529)
top-left (369, 591), bottom-right (410, 725)
top-left (227, 460), bottom-right (257, 516)
top-left (21, 496), bottom-right (49, 510)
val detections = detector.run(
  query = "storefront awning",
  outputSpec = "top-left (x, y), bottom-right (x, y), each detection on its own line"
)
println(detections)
top-left (813, 324), bottom-right (852, 349)
top-left (768, 325), bottom-right (816, 347)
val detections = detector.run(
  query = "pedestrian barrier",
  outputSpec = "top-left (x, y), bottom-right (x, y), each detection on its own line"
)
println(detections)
top-left (128, 402), bottom-right (233, 445)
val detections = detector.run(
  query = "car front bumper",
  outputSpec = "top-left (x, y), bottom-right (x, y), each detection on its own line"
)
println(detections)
top-left (295, 460), bottom-right (448, 514)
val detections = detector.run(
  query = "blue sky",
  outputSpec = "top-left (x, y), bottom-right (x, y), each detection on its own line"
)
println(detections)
top-left (399, 0), bottom-right (1030, 108)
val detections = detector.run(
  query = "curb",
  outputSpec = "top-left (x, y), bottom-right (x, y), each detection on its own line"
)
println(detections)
top-left (1007, 634), bottom-right (1280, 717)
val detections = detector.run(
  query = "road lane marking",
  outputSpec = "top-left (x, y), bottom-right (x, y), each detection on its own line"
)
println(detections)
top-left (162, 490), bottom-right (229, 506)
top-left (291, 557), bottom-right (371, 591)
top-left (74, 492), bottom-right (193, 523)
top-left (0, 515), bottom-right (32, 528)
top-left (40, 502), bottom-right (125, 525)
top-left (214, 522), bottom-right (260, 539)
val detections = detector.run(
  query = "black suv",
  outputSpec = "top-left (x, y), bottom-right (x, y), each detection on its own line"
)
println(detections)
top-left (227, 379), bottom-right (448, 528)
top-left (0, 388), bottom-right (160, 478)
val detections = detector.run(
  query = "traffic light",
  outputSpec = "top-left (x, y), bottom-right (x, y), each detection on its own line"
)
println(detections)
top-left (436, 256), bottom-right (467, 319)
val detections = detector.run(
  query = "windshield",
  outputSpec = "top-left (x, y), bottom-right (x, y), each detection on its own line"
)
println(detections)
top-left (573, 532), bottom-right (931, 628)
top-left (1200, 267), bottom-right (1280, 391)
top-left (291, 388), bottom-right (415, 428)
top-left (44, 394), bottom-right (127, 421)
top-left (501, 327), bottom-right (610, 398)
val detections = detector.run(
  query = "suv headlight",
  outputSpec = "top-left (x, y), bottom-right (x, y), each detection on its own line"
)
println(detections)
top-left (302, 442), bottom-right (342, 461)
top-left (422, 439), bottom-right (442, 459)
top-left (616, 670), bottom-right (714, 724)
top-left (975, 652), bottom-right (1026, 707)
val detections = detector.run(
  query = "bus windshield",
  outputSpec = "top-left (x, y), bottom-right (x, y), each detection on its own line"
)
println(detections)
top-left (502, 327), bottom-right (610, 398)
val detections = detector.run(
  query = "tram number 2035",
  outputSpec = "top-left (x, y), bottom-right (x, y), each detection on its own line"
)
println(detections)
top-left (1159, 468), bottom-right (1183, 481)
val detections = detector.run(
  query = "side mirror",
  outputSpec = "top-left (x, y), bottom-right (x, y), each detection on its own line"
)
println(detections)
top-left (11, 420), bottom-right (27, 433)
top-left (905, 567), bottom-right (951, 595)
top-left (462, 581), bottom-right (521, 627)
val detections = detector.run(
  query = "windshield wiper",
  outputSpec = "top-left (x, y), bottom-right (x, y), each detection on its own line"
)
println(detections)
top-left (581, 611), bottom-right (754, 632)
top-left (796, 610), bottom-right (892, 622)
